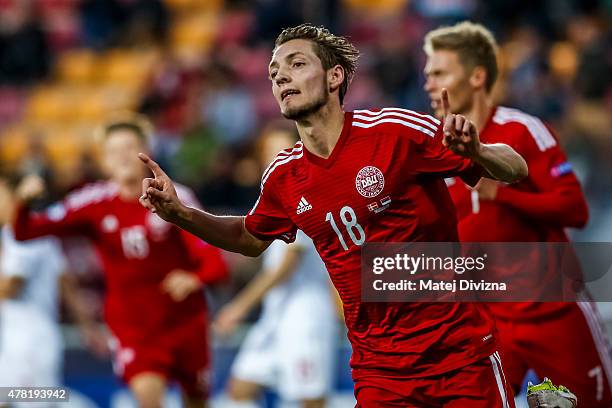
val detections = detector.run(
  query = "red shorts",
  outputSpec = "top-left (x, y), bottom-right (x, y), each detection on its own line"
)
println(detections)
top-left (496, 302), bottom-right (612, 407)
top-left (109, 315), bottom-right (210, 398)
top-left (354, 353), bottom-right (515, 407)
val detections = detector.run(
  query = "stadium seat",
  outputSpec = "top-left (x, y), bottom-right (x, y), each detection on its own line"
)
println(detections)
top-left (42, 124), bottom-right (95, 180)
top-left (98, 49), bottom-right (160, 88)
top-left (25, 86), bottom-right (73, 123)
top-left (55, 49), bottom-right (98, 84)
top-left (171, 13), bottom-right (219, 62)
top-left (549, 42), bottom-right (578, 81)
top-left (163, 0), bottom-right (223, 13)
top-left (75, 85), bottom-right (139, 122)
top-left (343, 0), bottom-right (408, 17)
top-left (0, 124), bottom-right (31, 166)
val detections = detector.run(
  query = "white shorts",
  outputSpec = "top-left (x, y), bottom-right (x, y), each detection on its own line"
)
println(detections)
top-left (231, 293), bottom-right (337, 401)
top-left (0, 302), bottom-right (62, 388)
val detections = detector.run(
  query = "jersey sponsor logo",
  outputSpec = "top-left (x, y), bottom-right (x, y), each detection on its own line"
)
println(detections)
top-left (296, 196), bottom-right (313, 214)
top-left (355, 166), bottom-right (385, 198)
top-left (101, 214), bottom-right (119, 233)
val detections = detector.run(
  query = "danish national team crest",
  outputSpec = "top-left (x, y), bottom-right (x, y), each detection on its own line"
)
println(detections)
top-left (355, 166), bottom-right (385, 198)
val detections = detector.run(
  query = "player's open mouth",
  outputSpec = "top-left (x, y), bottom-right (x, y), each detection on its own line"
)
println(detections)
top-left (281, 89), bottom-right (300, 101)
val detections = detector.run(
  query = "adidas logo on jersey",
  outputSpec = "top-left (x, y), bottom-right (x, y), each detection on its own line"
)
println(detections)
top-left (296, 197), bottom-right (313, 214)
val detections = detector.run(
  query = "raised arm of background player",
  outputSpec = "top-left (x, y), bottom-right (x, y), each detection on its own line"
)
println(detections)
top-left (138, 89), bottom-right (527, 257)
top-left (474, 126), bottom-right (588, 228)
top-left (213, 241), bottom-right (304, 336)
top-left (13, 174), bottom-right (229, 300)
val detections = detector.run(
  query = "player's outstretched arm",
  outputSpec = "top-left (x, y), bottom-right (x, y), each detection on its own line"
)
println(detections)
top-left (440, 89), bottom-right (528, 183)
top-left (138, 153), bottom-right (271, 257)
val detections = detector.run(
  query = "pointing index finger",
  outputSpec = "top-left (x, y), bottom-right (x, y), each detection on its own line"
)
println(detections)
top-left (138, 152), bottom-right (166, 178)
top-left (441, 88), bottom-right (450, 117)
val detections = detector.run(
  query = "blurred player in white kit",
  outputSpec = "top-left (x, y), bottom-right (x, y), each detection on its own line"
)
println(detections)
top-left (0, 175), bottom-right (65, 395)
top-left (214, 124), bottom-right (339, 408)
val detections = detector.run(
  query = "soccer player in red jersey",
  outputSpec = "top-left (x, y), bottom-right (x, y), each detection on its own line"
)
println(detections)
top-left (13, 113), bottom-right (228, 408)
top-left (424, 21), bottom-right (612, 407)
top-left (139, 24), bottom-right (528, 407)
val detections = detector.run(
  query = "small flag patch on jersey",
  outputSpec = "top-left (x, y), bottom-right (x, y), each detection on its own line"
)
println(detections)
top-left (550, 162), bottom-right (573, 177)
top-left (296, 196), bottom-right (313, 214)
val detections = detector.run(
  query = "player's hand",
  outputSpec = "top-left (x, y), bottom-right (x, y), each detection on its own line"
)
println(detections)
top-left (161, 269), bottom-right (202, 302)
top-left (474, 178), bottom-right (499, 201)
top-left (15, 174), bottom-right (45, 203)
top-left (213, 302), bottom-right (248, 337)
top-left (441, 88), bottom-right (482, 159)
top-left (138, 153), bottom-right (186, 223)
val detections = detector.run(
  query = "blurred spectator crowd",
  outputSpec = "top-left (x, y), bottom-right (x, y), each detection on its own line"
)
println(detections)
top-left (0, 0), bottom-right (610, 324)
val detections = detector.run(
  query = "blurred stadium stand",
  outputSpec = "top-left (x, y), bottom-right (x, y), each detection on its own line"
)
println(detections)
top-left (0, 0), bottom-right (610, 406)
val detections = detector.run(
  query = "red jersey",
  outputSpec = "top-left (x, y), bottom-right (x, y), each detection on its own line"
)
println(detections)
top-left (245, 109), bottom-right (496, 379)
top-left (14, 181), bottom-right (228, 341)
top-left (447, 106), bottom-right (589, 319)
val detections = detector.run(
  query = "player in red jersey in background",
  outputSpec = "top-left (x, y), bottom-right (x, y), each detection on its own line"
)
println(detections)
top-left (138, 24), bottom-right (528, 407)
top-left (424, 21), bottom-right (612, 407)
top-left (13, 113), bottom-right (228, 408)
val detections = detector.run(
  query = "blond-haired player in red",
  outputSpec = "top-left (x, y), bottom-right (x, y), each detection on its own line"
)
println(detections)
top-left (424, 21), bottom-right (610, 408)
top-left (13, 113), bottom-right (227, 408)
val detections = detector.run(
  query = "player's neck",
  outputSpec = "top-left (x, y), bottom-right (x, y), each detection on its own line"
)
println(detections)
top-left (116, 179), bottom-right (142, 200)
top-left (295, 102), bottom-right (345, 159)
top-left (465, 93), bottom-right (494, 132)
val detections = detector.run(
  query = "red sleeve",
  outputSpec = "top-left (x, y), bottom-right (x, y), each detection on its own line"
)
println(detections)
top-left (495, 126), bottom-right (588, 228)
top-left (180, 229), bottom-right (229, 284)
top-left (244, 174), bottom-right (297, 243)
top-left (410, 123), bottom-right (484, 187)
top-left (13, 199), bottom-right (95, 242)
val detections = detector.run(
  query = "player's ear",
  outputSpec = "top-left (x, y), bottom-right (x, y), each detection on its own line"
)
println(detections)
top-left (328, 65), bottom-right (345, 94)
top-left (469, 66), bottom-right (487, 90)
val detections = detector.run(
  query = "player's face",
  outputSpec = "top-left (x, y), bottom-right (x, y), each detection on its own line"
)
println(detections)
top-left (424, 50), bottom-right (474, 117)
top-left (269, 39), bottom-right (329, 120)
top-left (102, 130), bottom-right (148, 184)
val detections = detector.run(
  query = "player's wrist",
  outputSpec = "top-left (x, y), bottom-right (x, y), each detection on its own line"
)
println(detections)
top-left (174, 203), bottom-right (193, 223)
top-left (468, 142), bottom-right (486, 161)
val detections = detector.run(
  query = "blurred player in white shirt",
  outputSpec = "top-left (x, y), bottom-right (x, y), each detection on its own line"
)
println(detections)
top-left (214, 125), bottom-right (338, 408)
top-left (0, 176), bottom-right (65, 391)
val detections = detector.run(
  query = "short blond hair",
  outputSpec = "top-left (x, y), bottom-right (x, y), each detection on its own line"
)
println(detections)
top-left (96, 111), bottom-right (153, 146)
top-left (424, 21), bottom-right (499, 92)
